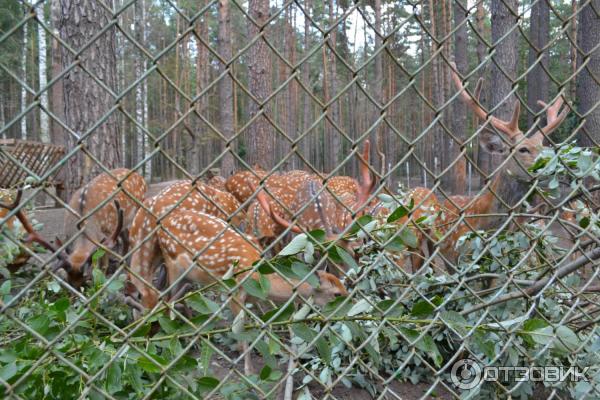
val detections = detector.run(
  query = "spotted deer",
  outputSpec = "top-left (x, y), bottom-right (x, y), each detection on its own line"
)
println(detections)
top-left (436, 64), bottom-right (569, 269)
top-left (250, 143), bottom-right (375, 276)
top-left (245, 185), bottom-right (295, 250)
top-left (369, 187), bottom-right (443, 272)
top-left (127, 208), bottom-right (347, 374)
top-left (127, 180), bottom-right (246, 308)
top-left (207, 175), bottom-right (227, 191)
top-left (225, 167), bottom-right (267, 204)
top-left (163, 210), bottom-right (347, 374)
top-left (53, 168), bottom-right (148, 288)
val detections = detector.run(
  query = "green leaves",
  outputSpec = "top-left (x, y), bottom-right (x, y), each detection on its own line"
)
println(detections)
top-left (242, 274), bottom-right (271, 300)
top-left (328, 246), bottom-right (358, 270)
top-left (197, 376), bottom-right (220, 393)
top-left (186, 293), bottom-right (219, 315)
top-left (105, 363), bottom-right (122, 394)
top-left (260, 304), bottom-right (295, 323)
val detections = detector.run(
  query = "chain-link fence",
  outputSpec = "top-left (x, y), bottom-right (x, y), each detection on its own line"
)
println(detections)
top-left (1, 0), bottom-right (600, 398)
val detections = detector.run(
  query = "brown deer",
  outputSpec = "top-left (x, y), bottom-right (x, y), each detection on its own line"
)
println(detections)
top-left (250, 143), bottom-right (375, 276)
top-left (207, 175), bottom-right (227, 191)
top-left (252, 142), bottom-right (374, 238)
top-left (127, 208), bottom-right (347, 374)
top-left (57, 168), bottom-right (147, 288)
top-left (369, 186), bottom-right (443, 272)
top-left (436, 64), bottom-right (569, 269)
top-left (225, 167), bottom-right (267, 205)
top-left (245, 185), bottom-right (296, 250)
top-left (127, 179), bottom-right (246, 308)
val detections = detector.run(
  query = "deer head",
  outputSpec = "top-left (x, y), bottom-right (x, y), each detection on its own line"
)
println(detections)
top-left (450, 62), bottom-right (568, 182)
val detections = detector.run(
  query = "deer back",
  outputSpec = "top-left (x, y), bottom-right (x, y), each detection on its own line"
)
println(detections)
top-left (226, 170), bottom-right (267, 204)
top-left (157, 209), bottom-right (346, 307)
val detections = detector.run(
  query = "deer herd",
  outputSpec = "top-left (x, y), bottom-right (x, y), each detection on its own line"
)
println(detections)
top-left (1, 67), bottom-right (577, 371)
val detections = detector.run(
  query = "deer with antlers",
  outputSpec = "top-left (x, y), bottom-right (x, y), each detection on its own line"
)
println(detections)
top-left (435, 63), bottom-right (569, 270)
top-left (250, 142), bottom-right (375, 275)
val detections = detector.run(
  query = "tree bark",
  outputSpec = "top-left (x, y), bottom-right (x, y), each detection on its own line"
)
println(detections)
top-left (218, 0), bottom-right (235, 177)
top-left (302, 0), bottom-right (312, 166)
top-left (576, 0), bottom-right (600, 147)
top-left (486, 0), bottom-right (519, 175)
top-left (449, 0), bottom-right (468, 194)
top-left (527, 0), bottom-right (549, 128)
top-left (570, 0), bottom-right (578, 100)
top-left (325, 0), bottom-right (341, 173)
top-left (374, 0), bottom-right (383, 176)
top-left (55, 0), bottom-right (121, 195)
top-left (247, 0), bottom-right (274, 169)
top-left (38, 4), bottom-right (49, 142)
top-left (285, 7), bottom-right (298, 169)
top-left (134, 0), bottom-right (146, 170)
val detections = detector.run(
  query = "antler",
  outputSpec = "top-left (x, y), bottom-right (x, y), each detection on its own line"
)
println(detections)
top-left (251, 183), bottom-right (302, 234)
top-left (0, 189), bottom-right (66, 261)
top-left (536, 96), bottom-right (569, 136)
top-left (354, 140), bottom-right (375, 214)
top-left (450, 62), bottom-right (521, 139)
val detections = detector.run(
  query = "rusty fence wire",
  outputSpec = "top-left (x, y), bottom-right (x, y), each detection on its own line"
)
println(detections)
top-left (1, 0), bottom-right (600, 399)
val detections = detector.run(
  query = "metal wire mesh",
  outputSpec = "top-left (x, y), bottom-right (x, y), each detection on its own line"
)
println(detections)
top-left (1, 0), bottom-right (600, 398)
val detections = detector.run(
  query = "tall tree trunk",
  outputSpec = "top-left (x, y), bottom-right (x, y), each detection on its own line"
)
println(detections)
top-left (570, 0), bottom-right (578, 100)
top-left (50, 0), bottom-right (67, 198)
top-left (527, 0), bottom-right (549, 128)
top-left (134, 0), bottom-right (146, 170)
top-left (38, 4), bottom-right (49, 141)
top-left (195, 4), bottom-right (210, 175)
top-left (373, 0), bottom-right (383, 176)
top-left (21, 22), bottom-right (28, 139)
top-left (576, 0), bottom-right (600, 147)
top-left (486, 0), bottom-right (518, 175)
top-left (448, 0), bottom-right (467, 194)
top-left (55, 0), bottom-right (121, 194)
top-left (325, 0), bottom-right (341, 173)
top-left (247, 0), bottom-right (273, 169)
top-left (218, 0), bottom-right (235, 177)
top-left (302, 0), bottom-right (312, 166)
top-left (27, 19), bottom-right (40, 141)
top-left (285, 7), bottom-right (298, 169)
top-left (476, 2), bottom-right (486, 65)
top-left (428, 0), bottom-right (442, 178)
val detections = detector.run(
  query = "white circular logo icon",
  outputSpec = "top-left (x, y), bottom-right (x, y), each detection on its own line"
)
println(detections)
top-left (451, 359), bottom-right (482, 390)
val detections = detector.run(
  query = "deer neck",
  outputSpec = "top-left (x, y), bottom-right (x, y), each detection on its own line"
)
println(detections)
top-left (469, 171), bottom-right (531, 231)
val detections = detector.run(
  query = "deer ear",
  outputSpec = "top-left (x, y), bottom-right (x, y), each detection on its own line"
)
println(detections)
top-left (479, 129), bottom-right (508, 155)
